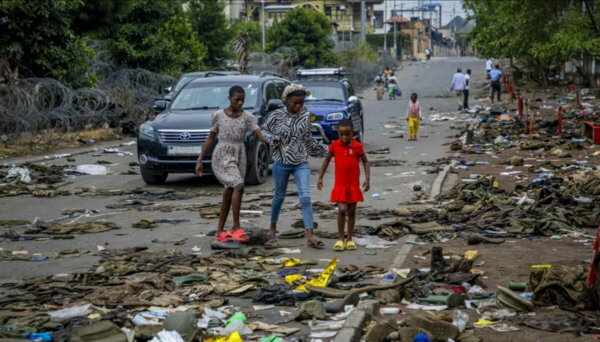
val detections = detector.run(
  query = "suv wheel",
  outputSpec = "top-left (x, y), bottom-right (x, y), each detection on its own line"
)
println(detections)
top-left (352, 115), bottom-right (364, 142)
top-left (246, 140), bottom-right (269, 185)
top-left (140, 166), bottom-right (168, 185)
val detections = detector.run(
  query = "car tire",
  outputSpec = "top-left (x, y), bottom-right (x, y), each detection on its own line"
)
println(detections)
top-left (140, 166), bottom-right (168, 185)
top-left (246, 140), bottom-right (269, 185)
top-left (352, 115), bottom-right (364, 142)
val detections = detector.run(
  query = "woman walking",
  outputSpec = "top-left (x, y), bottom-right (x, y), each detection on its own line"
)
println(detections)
top-left (261, 84), bottom-right (328, 248)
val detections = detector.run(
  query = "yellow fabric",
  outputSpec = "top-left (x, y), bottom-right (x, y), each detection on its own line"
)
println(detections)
top-left (284, 258), bottom-right (338, 292)
top-left (474, 319), bottom-right (496, 326)
top-left (408, 117), bottom-right (420, 137)
top-left (464, 250), bottom-right (478, 260)
top-left (204, 331), bottom-right (243, 342)
top-left (283, 258), bottom-right (300, 267)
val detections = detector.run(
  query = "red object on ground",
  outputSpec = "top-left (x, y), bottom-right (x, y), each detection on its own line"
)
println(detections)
top-left (583, 121), bottom-right (600, 144)
top-left (558, 106), bottom-right (563, 136)
top-left (586, 224), bottom-right (600, 287)
top-left (518, 96), bottom-right (523, 118)
top-left (529, 107), bottom-right (534, 140)
top-left (437, 285), bottom-right (466, 294)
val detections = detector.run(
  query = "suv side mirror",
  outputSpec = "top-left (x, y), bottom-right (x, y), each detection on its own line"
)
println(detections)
top-left (348, 95), bottom-right (358, 103)
top-left (267, 99), bottom-right (284, 112)
top-left (153, 99), bottom-right (169, 112)
top-left (164, 86), bottom-right (173, 94)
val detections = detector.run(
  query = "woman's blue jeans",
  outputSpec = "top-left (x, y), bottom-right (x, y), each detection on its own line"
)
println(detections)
top-left (271, 162), bottom-right (314, 230)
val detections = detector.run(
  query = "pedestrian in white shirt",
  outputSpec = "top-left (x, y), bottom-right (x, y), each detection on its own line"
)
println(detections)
top-left (486, 59), bottom-right (492, 79)
top-left (463, 69), bottom-right (471, 109)
top-left (450, 68), bottom-right (466, 111)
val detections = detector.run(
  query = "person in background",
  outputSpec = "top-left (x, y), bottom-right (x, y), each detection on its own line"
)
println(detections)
top-left (406, 92), bottom-right (422, 141)
top-left (426, 46), bottom-right (432, 61)
top-left (486, 58), bottom-right (492, 79)
top-left (450, 68), bottom-right (466, 111)
top-left (387, 73), bottom-right (398, 100)
top-left (463, 69), bottom-right (471, 110)
top-left (490, 64), bottom-right (502, 102)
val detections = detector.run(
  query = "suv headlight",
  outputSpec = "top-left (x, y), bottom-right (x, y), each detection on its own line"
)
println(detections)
top-left (140, 123), bottom-right (155, 138)
top-left (326, 112), bottom-right (344, 121)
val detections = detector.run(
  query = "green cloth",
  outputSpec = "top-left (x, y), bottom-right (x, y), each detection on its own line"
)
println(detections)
top-left (225, 312), bottom-right (247, 326)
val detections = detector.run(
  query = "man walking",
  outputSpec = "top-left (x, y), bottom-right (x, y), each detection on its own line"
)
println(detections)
top-left (463, 69), bottom-right (471, 110)
top-left (490, 65), bottom-right (502, 102)
top-left (450, 68), bottom-right (466, 111)
top-left (426, 47), bottom-right (432, 61)
top-left (486, 58), bottom-right (492, 79)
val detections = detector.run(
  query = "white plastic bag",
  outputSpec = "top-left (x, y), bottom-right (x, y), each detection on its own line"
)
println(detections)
top-left (353, 235), bottom-right (398, 249)
top-left (150, 330), bottom-right (185, 342)
top-left (5, 166), bottom-right (31, 184)
top-left (47, 304), bottom-right (91, 319)
top-left (76, 164), bottom-right (108, 175)
top-left (452, 309), bottom-right (469, 332)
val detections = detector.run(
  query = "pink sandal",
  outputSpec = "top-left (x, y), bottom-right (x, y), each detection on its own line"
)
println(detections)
top-left (229, 229), bottom-right (249, 243)
top-left (215, 231), bottom-right (233, 242)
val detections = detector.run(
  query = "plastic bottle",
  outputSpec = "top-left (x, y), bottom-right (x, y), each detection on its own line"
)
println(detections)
top-left (380, 307), bottom-right (402, 315)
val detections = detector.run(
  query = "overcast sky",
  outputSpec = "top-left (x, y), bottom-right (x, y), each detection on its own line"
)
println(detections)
top-left (379, 0), bottom-right (468, 27)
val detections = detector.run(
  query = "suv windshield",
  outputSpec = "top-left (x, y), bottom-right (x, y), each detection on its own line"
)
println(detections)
top-left (173, 75), bottom-right (200, 93)
top-left (171, 82), bottom-right (259, 110)
top-left (304, 84), bottom-right (345, 102)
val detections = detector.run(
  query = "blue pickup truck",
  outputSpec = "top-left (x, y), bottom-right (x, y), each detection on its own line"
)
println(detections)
top-left (297, 68), bottom-right (364, 143)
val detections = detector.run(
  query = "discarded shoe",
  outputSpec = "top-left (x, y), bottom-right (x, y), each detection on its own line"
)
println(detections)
top-left (406, 315), bottom-right (459, 341)
top-left (210, 240), bottom-right (245, 250)
top-left (364, 318), bottom-right (398, 342)
top-left (323, 292), bottom-right (359, 313)
top-left (430, 246), bottom-right (450, 273)
top-left (278, 230), bottom-right (306, 239)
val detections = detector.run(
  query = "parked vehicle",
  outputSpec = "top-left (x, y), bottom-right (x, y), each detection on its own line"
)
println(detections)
top-left (161, 70), bottom-right (241, 102)
top-left (138, 72), bottom-right (290, 185)
top-left (297, 68), bottom-right (364, 143)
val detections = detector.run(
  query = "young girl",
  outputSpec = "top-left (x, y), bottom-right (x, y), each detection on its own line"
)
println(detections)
top-left (317, 119), bottom-right (370, 251)
top-left (195, 85), bottom-right (269, 242)
top-left (406, 92), bottom-right (422, 141)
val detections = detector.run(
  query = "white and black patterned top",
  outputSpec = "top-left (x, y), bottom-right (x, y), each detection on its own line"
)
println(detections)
top-left (261, 107), bottom-right (328, 165)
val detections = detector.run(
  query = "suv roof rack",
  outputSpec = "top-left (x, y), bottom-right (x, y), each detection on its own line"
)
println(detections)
top-left (258, 71), bottom-right (283, 78)
top-left (297, 67), bottom-right (346, 79)
top-left (203, 71), bottom-right (241, 77)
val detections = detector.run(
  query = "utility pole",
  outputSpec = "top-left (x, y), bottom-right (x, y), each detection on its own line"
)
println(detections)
top-left (383, 0), bottom-right (387, 51)
top-left (399, 2), bottom-right (403, 60)
top-left (393, 1), bottom-right (397, 57)
top-left (261, 0), bottom-right (265, 51)
top-left (341, 6), bottom-right (346, 46)
top-left (360, 0), bottom-right (366, 41)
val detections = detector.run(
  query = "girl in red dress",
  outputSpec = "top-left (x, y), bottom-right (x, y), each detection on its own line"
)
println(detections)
top-left (317, 119), bottom-right (370, 251)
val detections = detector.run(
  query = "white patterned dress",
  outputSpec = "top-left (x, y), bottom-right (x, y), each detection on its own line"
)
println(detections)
top-left (210, 109), bottom-right (259, 188)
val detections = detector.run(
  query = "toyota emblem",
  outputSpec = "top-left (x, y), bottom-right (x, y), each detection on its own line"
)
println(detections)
top-left (179, 132), bottom-right (191, 140)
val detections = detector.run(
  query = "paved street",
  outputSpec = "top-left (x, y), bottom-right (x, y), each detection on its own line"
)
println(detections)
top-left (0, 57), bottom-right (484, 282)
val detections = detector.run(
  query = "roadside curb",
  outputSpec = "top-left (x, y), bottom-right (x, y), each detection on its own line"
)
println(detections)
top-left (430, 160), bottom-right (457, 199)
top-left (1, 139), bottom-right (135, 166)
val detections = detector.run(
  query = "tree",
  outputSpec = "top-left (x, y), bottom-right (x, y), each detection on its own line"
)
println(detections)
top-left (71, 0), bottom-right (134, 38)
top-left (266, 8), bottom-right (337, 68)
top-left (463, 0), bottom-right (600, 85)
top-left (104, 0), bottom-right (206, 75)
top-left (186, 0), bottom-right (234, 68)
top-left (0, 0), bottom-right (94, 87)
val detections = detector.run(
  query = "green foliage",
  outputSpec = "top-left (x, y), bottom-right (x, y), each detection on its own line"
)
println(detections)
top-left (104, 0), bottom-right (206, 75)
top-left (266, 8), bottom-right (338, 67)
top-left (71, 0), bottom-right (133, 38)
top-left (0, 0), bottom-right (94, 87)
top-left (186, 0), bottom-right (234, 67)
top-left (463, 0), bottom-right (600, 83)
top-left (232, 20), bottom-right (263, 52)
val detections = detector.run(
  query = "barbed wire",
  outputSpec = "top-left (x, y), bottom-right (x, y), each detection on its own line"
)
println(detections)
top-left (0, 59), bottom-right (176, 144)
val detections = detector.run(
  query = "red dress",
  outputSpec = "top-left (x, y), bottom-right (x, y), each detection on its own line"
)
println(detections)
top-left (329, 139), bottom-right (365, 203)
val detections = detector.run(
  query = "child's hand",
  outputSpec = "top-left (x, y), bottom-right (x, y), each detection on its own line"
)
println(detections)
top-left (273, 139), bottom-right (281, 148)
top-left (406, 117), bottom-right (409, 121)
top-left (362, 181), bottom-right (370, 192)
top-left (317, 178), bottom-right (324, 191)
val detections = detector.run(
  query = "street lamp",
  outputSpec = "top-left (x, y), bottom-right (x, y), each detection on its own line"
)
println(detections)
top-left (339, 5), bottom-right (346, 46)
top-left (261, 0), bottom-right (265, 51)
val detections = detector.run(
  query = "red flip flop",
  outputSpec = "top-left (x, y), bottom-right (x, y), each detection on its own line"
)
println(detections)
top-left (230, 229), bottom-right (249, 243)
top-left (215, 231), bottom-right (233, 242)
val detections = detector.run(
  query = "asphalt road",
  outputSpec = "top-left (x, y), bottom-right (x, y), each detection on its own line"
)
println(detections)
top-left (0, 57), bottom-right (485, 282)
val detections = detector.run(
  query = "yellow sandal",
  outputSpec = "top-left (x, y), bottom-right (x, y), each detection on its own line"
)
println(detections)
top-left (334, 240), bottom-right (345, 251)
top-left (346, 240), bottom-right (357, 250)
